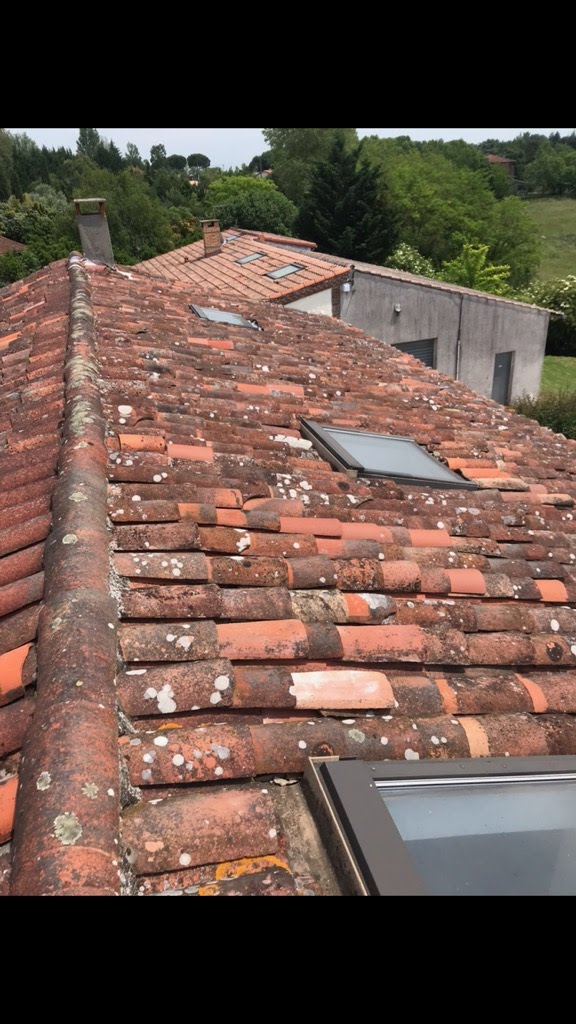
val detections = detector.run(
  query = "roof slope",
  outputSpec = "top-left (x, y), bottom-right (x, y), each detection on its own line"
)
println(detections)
top-left (0, 237), bottom-right (26, 256)
top-left (137, 232), bottom-right (349, 303)
top-left (315, 251), bottom-right (551, 313)
top-left (2, 258), bottom-right (576, 896)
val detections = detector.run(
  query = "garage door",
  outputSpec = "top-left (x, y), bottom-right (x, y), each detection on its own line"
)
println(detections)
top-left (395, 339), bottom-right (437, 368)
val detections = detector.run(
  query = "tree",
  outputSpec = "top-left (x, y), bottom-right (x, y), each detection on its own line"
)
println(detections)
top-left (167, 155), bottom-right (188, 172)
top-left (188, 154), bottom-right (211, 175)
top-left (441, 244), bottom-right (511, 296)
top-left (525, 144), bottom-right (576, 196)
top-left (485, 197), bottom-right (541, 288)
top-left (77, 128), bottom-right (101, 161)
top-left (94, 139), bottom-right (125, 172)
top-left (298, 137), bottom-right (397, 263)
top-left (0, 129), bottom-right (14, 200)
top-left (248, 151), bottom-right (273, 175)
top-left (205, 175), bottom-right (298, 234)
top-left (262, 128), bottom-right (358, 202)
top-left (150, 145), bottom-right (168, 170)
top-left (126, 143), bottom-right (143, 168)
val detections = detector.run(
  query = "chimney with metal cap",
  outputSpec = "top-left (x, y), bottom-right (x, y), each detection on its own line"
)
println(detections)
top-left (201, 219), bottom-right (222, 258)
top-left (74, 198), bottom-right (115, 265)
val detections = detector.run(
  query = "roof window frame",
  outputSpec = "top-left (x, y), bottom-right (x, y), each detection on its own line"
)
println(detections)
top-left (267, 263), bottom-right (306, 280)
top-left (189, 304), bottom-right (261, 331)
top-left (300, 419), bottom-right (477, 490)
top-left (237, 252), bottom-right (267, 266)
top-left (305, 756), bottom-right (576, 897)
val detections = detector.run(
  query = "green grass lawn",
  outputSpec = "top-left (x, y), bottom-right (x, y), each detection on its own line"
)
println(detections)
top-left (527, 198), bottom-right (576, 280)
top-left (542, 356), bottom-right (576, 393)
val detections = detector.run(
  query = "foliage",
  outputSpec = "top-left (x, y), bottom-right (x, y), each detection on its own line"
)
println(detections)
top-left (441, 244), bottom-right (511, 295)
top-left (525, 144), bottom-right (576, 197)
top-left (188, 154), bottom-right (211, 175)
top-left (167, 155), bottom-right (188, 171)
top-left (387, 243), bottom-right (435, 277)
top-left (0, 129), bottom-right (14, 200)
top-left (515, 390), bottom-right (576, 440)
top-left (205, 175), bottom-right (298, 234)
top-left (298, 137), bottom-right (397, 263)
top-left (262, 128), bottom-right (358, 202)
top-left (77, 128), bottom-right (101, 160)
top-left (485, 197), bottom-right (541, 288)
top-left (150, 145), bottom-right (168, 170)
top-left (524, 275), bottom-right (576, 356)
top-left (126, 143), bottom-right (143, 168)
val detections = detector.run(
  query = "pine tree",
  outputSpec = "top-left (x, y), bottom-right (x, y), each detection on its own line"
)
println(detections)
top-left (299, 137), bottom-right (397, 264)
top-left (77, 128), bottom-right (101, 161)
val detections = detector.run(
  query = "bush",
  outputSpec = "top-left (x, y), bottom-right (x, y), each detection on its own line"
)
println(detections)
top-left (524, 275), bottom-right (576, 356)
top-left (515, 391), bottom-right (576, 440)
top-left (387, 243), bottom-right (435, 277)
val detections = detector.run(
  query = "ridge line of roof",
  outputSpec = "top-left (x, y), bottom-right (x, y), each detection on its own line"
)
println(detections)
top-left (10, 255), bottom-right (121, 898)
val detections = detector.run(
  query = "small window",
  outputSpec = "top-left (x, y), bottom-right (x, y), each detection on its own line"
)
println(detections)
top-left (395, 339), bottom-right (437, 369)
top-left (267, 264), bottom-right (305, 280)
top-left (301, 420), bottom-right (476, 490)
top-left (190, 305), bottom-right (260, 331)
top-left (306, 757), bottom-right (576, 897)
top-left (223, 233), bottom-right (242, 243)
top-left (237, 253), bottom-right (267, 265)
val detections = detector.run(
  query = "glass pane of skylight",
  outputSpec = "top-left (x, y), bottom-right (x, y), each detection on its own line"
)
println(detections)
top-left (190, 305), bottom-right (259, 330)
top-left (323, 427), bottom-right (466, 486)
top-left (268, 264), bottom-right (305, 280)
top-left (379, 779), bottom-right (576, 897)
top-left (238, 253), bottom-right (266, 265)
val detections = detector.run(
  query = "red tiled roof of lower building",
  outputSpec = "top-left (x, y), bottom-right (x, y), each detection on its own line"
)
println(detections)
top-left (137, 232), bottom-right (349, 303)
top-left (2, 256), bottom-right (576, 896)
top-left (0, 237), bottom-right (26, 256)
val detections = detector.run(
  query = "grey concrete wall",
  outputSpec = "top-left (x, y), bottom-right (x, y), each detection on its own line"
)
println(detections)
top-left (340, 272), bottom-right (549, 401)
top-left (288, 288), bottom-right (334, 317)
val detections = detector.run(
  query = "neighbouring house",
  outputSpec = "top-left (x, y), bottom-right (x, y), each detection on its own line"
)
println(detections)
top-left (137, 221), bottom-right (347, 316)
top-left (0, 236), bottom-right (26, 256)
top-left (139, 221), bottom-right (551, 404)
top-left (313, 253), bottom-right (552, 404)
top-left (2, 255), bottom-right (576, 897)
top-left (487, 154), bottom-right (516, 178)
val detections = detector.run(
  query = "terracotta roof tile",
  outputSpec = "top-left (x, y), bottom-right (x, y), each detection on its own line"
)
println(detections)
top-left (137, 233), bottom-right (349, 304)
top-left (4, 254), bottom-right (576, 896)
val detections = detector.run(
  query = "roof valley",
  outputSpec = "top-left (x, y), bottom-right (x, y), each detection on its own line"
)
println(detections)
top-left (10, 257), bottom-right (121, 897)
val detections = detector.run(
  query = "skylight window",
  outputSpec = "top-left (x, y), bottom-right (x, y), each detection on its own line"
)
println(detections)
top-left (237, 253), bottom-right (267, 265)
top-left (300, 421), bottom-right (476, 490)
top-left (190, 305), bottom-right (261, 331)
top-left (267, 264), bottom-right (305, 280)
top-left (307, 757), bottom-right (576, 897)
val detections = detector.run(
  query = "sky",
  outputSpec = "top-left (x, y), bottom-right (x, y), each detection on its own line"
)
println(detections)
top-left (7, 128), bottom-right (575, 166)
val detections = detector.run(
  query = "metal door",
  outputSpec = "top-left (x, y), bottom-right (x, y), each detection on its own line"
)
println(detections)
top-left (492, 352), bottom-right (514, 405)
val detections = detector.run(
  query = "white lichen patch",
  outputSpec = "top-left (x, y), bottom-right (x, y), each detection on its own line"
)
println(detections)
top-left (36, 772), bottom-right (52, 792)
top-left (404, 749), bottom-right (420, 762)
top-left (180, 854), bottom-right (192, 868)
top-left (215, 676), bottom-right (231, 692)
top-left (53, 813), bottom-right (83, 847)
top-left (211, 744), bottom-right (231, 761)
top-left (82, 782), bottom-right (99, 800)
top-left (154, 736), bottom-right (169, 748)
top-left (348, 729), bottom-right (366, 745)
top-left (272, 435), bottom-right (313, 451)
top-left (62, 534), bottom-right (78, 546)
top-left (157, 685), bottom-right (177, 715)
top-left (176, 636), bottom-right (194, 652)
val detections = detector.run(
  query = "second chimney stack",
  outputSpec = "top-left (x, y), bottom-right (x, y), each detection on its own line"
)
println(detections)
top-left (201, 219), bottom-right (222, 258)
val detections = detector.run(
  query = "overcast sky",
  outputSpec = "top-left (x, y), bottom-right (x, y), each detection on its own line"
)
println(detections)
top-left (7, 128), bottom-right (575, 165)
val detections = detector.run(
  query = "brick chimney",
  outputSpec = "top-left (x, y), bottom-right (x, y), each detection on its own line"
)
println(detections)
top-left (74, 198), bottom-right (115, 265)
top-left (201, 219), bottom-right (222, 258)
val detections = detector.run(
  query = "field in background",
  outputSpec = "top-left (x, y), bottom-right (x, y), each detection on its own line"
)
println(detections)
top-left (527, 198), bottom-right (576, 280)
top-left (542, 356), bottom-right (576, 393)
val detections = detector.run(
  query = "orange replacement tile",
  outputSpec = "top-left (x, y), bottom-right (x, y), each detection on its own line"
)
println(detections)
top-left (0, 645), bottom-right (32, 701)
top-left (118, 434), bottom-right (166, 453)
top-left (167, 443), bottom-right (215, 463)
top-left (537, 580), bottom-right (569, 604)
top-left (0, 776), bottom-right (18, 844)
top-left (447, 569), bottom-right (487, 597)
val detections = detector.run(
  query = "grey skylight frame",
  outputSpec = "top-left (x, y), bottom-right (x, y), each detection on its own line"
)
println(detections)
top-left (267, 263), bottom-right (306, 280)
top-left (300, 420), bottom-right (477, 490)
top-left (190, 304), bottom-right (261, 331)
top-left (237, 252), bottom-right (267, 265)
top-left (305, 756), bottom-right (576, 897)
